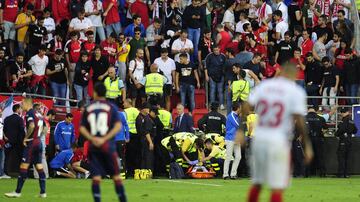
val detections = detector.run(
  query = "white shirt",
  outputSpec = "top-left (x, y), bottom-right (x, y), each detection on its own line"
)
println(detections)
top-left (43, 17), bottom-right (56, 43)
top-left (235, 20), bottom-right (250, 33)
top-left (248, 77), bottom-right (307, 140)
top-left (222, 9), bottom-right (235, 31)
top-left (276, 2), bottom-right (288, 23)
top-left (129, 59), bottom-right (145, 82)
top-left (0, 117), bottom-right (3, 140)
top-left (28, 55), bottom-right (49, 76)
top-left (69, 17), bottom-right (93, 40)
top-left (275, 20), bottom-right (289, 43)
top-left (84, 0), bottom-right (103, 27)
top-left (330, 0), bottom-right (350, 22)
top-left (256, 3), bottom-right (273, 29)
top-left (171, 38), bottom-right (193, 62)
top-left (154, 57), bottom-right (176, 84)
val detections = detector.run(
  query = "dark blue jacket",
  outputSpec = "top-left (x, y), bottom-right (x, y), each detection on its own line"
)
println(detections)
top-left (173, 113), bottom-right (194, 133)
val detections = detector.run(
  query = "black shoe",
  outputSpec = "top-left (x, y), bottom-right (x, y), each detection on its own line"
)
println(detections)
top-left (230, 176), bottom-right (237, 180)
top-left (223, 176), bottom-right (230, 180)
top-left (344, 175), bottom-right (350, 178)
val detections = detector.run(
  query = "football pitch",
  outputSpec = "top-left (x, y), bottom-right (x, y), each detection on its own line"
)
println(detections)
top-left (1, 178), bottom-right (360, 202)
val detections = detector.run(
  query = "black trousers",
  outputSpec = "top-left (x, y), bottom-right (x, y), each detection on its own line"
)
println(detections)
top-left (292, 140), bottom-right (305, 177)
top-left (4, 144), bottom-right (23, 176)
top-left (140, 137), bottom-right (154, 170)
top-left (153, 130), bottom-right (170, 176)
top-left (126, 133), bottom-right (141, 176)
top-left (337, 142), bottom-right (351, 177)
top-left (116, 140), bottom-right (126, 173)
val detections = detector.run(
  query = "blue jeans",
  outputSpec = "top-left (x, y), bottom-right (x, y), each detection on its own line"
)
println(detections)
top-left (187, 28), bottom-right (200, 63)
top-left (95, 26), bottom-right (106, 42)
top-left (50, 82), bottom-right (67, 105)
top-left (225, 84), bottom-right (232, 115)
top-left (105, 22), bottom-right (122, 37)
top-left (180, 83), bottom-right (195, 112)
top-left (74, 84), bottom-right (90, 104)
top-left (345, 84), bottom-right (359, 105)
top-left (0, 148), bottom-right (4, 176)
top-left (209, 77), bottom-right (224, 105)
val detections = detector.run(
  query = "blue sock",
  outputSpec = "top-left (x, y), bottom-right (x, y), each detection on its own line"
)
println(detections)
top-left (92, 179), bottom-right (101, 202)
top-left (15, 169), bottom-right (28, 193)
top-left (114, 179), bottom-right (127, 202)
top-left (37, 169), bottom-right (46, 194)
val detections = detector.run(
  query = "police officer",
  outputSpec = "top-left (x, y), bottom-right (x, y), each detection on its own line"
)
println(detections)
top-left (135, 102), bottom-right (156, 178)
top-left (104, 65), bottom-right (126, 107)
top-left (123, 99), bottom-right (140, 177)
top-left (141, 63), bottom-right (167, 106)
top-left (335, 107), bottom-right (358, 178)
top-left (197, 102), bottom-right (227, 135)
top-left (149, 106), bottom-right (166, 176)
top-left (305, 106), bottom-right (327, 177)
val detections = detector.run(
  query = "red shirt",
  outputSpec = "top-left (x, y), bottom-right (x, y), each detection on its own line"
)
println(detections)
top-left (335, 49), bottom-right (347, 70)
top-left (81, 41), bottom-right (96, 60)
top-left (248, 44), bottom-right (267, 59)
top-left (130, 0), bottom-right (149, 28)
top-left (290, 57), bottom-right (305, 80)
top-left (301, 39), bottom-right (313, 57)
top-left (218, 31), bottom-right (231, 54)
top-left (103, 0), bottom-right (120, 25)
top-left (225, 41), bottom-right (239, 54)
top-left (1, 0), bottom-right (19, 22)
top-left (65, 40), bottom-right (81, 63)
top-left (263, 63), bottom-right (281, 78)
top-left (52, 0), bottom-right (71, 24)
top-left (23, 0), bottom-right (50, 17)
top-left (100, 40), bottom-right (117, 65)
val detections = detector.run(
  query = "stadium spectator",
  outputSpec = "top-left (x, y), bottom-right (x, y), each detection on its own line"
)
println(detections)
top-left (221, 1), bottom-right (236, 34)
top-left (154, 48), bottom-right (176, 111)
top-left (0, 0), bottom-right (19, 56)
top-left (69, 8), bottom-right (94, 41)
top-left (275, 31), bottom-right (296, 65)
top-left (343, 49), bottom-right (360, 105)
top-left (130, 0), bottom-right (150, 28)
top-left (128, 48), bottom-right (147, 105)
top-left (103, 0), bottom-right (122, 37)
top-left (301, 0), bottom-right (321, 30)
top-left (84, 0), bottom-right (106, 42)
top-left (235, 40), bottom-right (253, 67)
top-left (273, 10), bottom-right (288, 43)
top-left (198, 28), bottom-right (214, 74)
top-left (27, 16), bottom-right (47, 58)
top-left (215, 24), bottom-right (231, 54)
top-left (0, 49), bottom-right (9, 92)
top-left (290, 47), bottom-right (306, 88)
top-left (124, 15), bottom-right (146, 38)
top-left (128, 27), bottom-right (150, 63)
top-left (14, 4), bottom-right (35, 54)
top-left (28, 45), bottom-right (49, 95)
top-left (101, 32), bottom-right (118, 65)
top-left (171, 29), bottom-right (194, 62)
top-left (205, 45), bottom-right (226, 110)
top-left (274, 0), bottom-right (288, 23)
top-left (65, 31), bottom-right (82, 98)
top-left (313, 32), bottom-right (328, 62)
top-left (146, 18), bottom-right (164, 63)
top-left (116, 33), bottom-right (130, 82)
top-left (313, 15), bottom-right (333, 44)
top-left (175, 53), bottom-right (200, 114)
top-left (305, 52), bottom-right (323, 107)
top-left (9, 53), bottom-right (32, 93)
top-left (299, 29), bottom-right (314, 58)
top-left (90, 45), bottom-right (109, 83)
top-left (81, 31), bottom-right (96, 59)
top-left (46, 49), bottom-right (68, 105)
top-left (74, 51), bottom-right (91, 103)
top-left (320, 57), bottom-right (339, 107)
top-left (43, 8), bottom-right (56, 45)
top-left (243, 53), bottom-right (262, 79)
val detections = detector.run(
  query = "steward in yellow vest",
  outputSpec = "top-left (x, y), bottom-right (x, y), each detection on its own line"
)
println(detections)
top-left (201, 138), bottom-right (225, 175)
top-left (140, 64), bottom-right (167, 105)
top-left (104, 66), bottom-right (126, 107)
top-left (123, 99), bottom-right (140, 176)
top-left (231, 70), bottom-right (250, 102)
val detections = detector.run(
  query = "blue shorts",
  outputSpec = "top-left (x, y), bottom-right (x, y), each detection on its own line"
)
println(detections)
top-left (22, 140), bottom-right (43, 164)
top-left (89, 144), bottom-right (120, 177)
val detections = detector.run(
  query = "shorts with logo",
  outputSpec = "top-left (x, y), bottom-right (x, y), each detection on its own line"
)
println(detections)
top-left (22, 139), bottom-right (43, 164)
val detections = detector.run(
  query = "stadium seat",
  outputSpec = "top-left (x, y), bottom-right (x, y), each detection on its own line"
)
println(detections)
top-left (195, 89), bottom-right (206, 109)
top-left (192, 108), bottom-right (208, 128)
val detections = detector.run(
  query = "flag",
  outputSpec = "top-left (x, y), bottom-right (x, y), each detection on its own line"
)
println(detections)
top-left (1, 95), bottom-right (14, 120)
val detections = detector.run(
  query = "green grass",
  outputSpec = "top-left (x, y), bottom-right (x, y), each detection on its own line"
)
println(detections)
top-left (1, 178), bottom-right (360, 202)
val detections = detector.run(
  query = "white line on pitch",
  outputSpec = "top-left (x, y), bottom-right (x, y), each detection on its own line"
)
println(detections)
top-left (158, 180), bottom-right (224, 187)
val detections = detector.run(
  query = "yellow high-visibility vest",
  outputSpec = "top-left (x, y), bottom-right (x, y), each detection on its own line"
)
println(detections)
top-left (356, 0), bottom-right (360, 10)
top-left (104, 77), bottom-right (122, 99)
top-left (159, 109), bottom-right (171, 129)
top-left (145, 73), bottom-right (164, 94)
top-left (232, 80), bottom-right (250, 102)
top-left (205, 133), bottom-right (225, 149)
top-left (124, 107), bottom-right (139, 134)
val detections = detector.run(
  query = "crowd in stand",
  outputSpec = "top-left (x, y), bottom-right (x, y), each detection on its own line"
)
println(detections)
top-left (0, 0), bottom-right (358, 111)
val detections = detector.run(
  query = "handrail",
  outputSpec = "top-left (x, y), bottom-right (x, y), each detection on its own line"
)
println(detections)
top-left (0, 92), bottom-right (79, 103)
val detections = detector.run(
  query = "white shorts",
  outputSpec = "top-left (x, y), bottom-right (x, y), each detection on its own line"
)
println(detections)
top-left (250, 137), bottom-right (291, 189)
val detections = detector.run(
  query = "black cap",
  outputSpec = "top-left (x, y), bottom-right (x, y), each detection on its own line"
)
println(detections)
top-left (140, 102), bottom-right (151, 110)
top-left (150, 106), bottom-right (159, 115)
